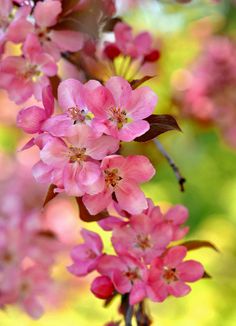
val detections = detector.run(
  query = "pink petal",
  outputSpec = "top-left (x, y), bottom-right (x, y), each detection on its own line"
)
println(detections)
top-left (23, 296), bottom-right (44, 319)
top-left (87, 85), bottom-right (114, 118)
top-left (129, 281), bottom-right (146, 305)
top-left (97, 255), bottom-right (122, 277)
top-left (42, 85), bottom-right (54, 116)
top-left (98, 216), bottom-right (125, 231)
top-left (86, 135), bottom-right (119, 160)
top-left (112, 269), bottom-right (131, 294)
top-left (32, 161), bottom-right (53, 183)
top-left (42, 115), bottom-right (73, 137)
top-left (165, 205), bottom-right (189, 225)
top-left (81, 228), bottom-right (103, 254)
top-left (58, 78), bottom-right (84, 112)
top-left (34, 0), bottom-right (62, 27)
top-left (63, 163), bottom-right (85, 196)
top-left (114, 23), bottom-right (133, 53)
top-left (82, 189), bottom-right (112, 215)
top-left (116, 180), bottom-right (147, 214)
top-left (105, 76), bottom-right (132, 108)
top-left (177, 260), bottom-right (204, 282)
top-left (40, 137), bottom-right (68, 166)
top-left (168, 281), bottom-right (191, 297)
top-left (17, 106), bottom-right (46, 134)
top-left (164, 246), bottom-right (187, 268)
top-left (118, 120), bottom-right (150, 141)
top-left (79, 162), bottom-right (102, 186)
top-left (146, 281), bottom-right (168, 302)
top-left (7, 19), bottom-right (33, 43)
top-left (134, 32), bottom-right (152, 56)
top-left (127, 86), bottom-right (157, 119)
top-left (50, 30), bottom-right (84, 52)
top-left (123, 155), bottom-right (155, 182)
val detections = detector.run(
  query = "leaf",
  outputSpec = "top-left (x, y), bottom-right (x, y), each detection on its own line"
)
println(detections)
top-left (134, 114), bottom-right (181, 142)
top-left (75, 197), bottom-right (108, 222)
top-left (179, 240), bottom-right (219, 252)
top-left (43, 184), bottom-right (58, 207)
top-left (130, 75), bottom-right (155, 89)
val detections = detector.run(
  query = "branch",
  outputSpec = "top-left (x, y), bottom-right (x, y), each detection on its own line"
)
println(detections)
top-left (125, 304), bottom-right (133, 326)
top-left (153, 139), bottom-right (186, 192)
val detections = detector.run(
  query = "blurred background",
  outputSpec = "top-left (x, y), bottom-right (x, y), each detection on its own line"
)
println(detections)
top-left (0, 0), bottom-right (236, 325)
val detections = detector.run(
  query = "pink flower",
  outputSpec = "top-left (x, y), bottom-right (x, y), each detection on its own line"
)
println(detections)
top-left (97, 254), bottom-right (148, 305)
top-left (0, 34), bottom-right (57, 104)
top-left (39, 124), bottom-right (119, 196)
top-left (91, 275), bottom-right (115, 299)
top-left (83, 155), bottom-right (155, 215)
top-left (87, 76), bottom-right (157, 141)
top-left (147, 246), bottom-right (204, 302)
top-left (112, 213), bottom-right (172, 263)
top-left (43, 78), bottom-right (100, 137)
top-left (0, 1), bottom-right (33, 54)
top-left (68, 229), bottom-right (103, 276)
top-left (17, 85), bottom-right (54, 134)
top-left (33, 0), bottom-right (84, 60)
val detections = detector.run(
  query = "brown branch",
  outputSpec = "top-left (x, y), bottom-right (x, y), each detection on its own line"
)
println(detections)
top-left (154, 139), bottom-right (186, 192)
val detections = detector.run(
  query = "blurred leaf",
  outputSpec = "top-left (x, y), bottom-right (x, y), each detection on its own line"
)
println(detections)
top-left (61, 0), bottom-right (80, 15)
top-left (130, 75), bottom-right (155, 89)
top-left (179, 240), bottom-right (219, 252)
top-left (134, 114), bottom-right (181, 142)
top-left (49, 76), bottom-right (61, 99)
top-left (76, 197), bottom-right (108, 222)
top-left (43, 184), bottom-right (58, 207)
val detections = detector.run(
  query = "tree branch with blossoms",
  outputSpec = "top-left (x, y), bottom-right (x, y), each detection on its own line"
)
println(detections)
top-left (0, 0), bottom-right (217, 324)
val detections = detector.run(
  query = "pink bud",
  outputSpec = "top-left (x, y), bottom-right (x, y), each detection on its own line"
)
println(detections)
top-left (17, 106), bottom-right (46, 134)
top-left (91, 276), bottom-right (114, 299)
top-left (104, 43), bottom-right (121, 60)
top-left (144, 49), bottom-right (161, 63)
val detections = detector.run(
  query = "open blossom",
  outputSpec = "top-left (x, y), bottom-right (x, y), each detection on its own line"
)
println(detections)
top-left (32, 0), bottom-right (84, 60)
top-left (104, 22), bottom-right (159, 62)
top-left (112, 213), bottom-right (173, 263)
top-left (147, 246), bottom-right (204, 302)
top-left (38, 124), bottom-right (119, 196)
top-left (83, 155), bottom-right (155, 215)
top-left (87, 76), bottom-right (158, 141)
top-left (17, 85), bottom-right (54, 134)
top-left (0, 1), bottom-right (33, 55)
top-left (43, 78), bottom-right (100, 137)
top-left (97, 254), bottom-right (148, 305)
top-left (68, 229), bottom-right (103, 276)
top-left (0, 33), bottom-right (57, 104)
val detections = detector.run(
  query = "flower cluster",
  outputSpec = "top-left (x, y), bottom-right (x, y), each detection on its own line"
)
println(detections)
top-left (68, 201), bottom-right (204, 306)
top-left (0, 0), bottom-right (117, 104)
top-left (175, 37), bottom-right (236, 148)
top-left (17, 76), bottom-right (157, 215)
top-left (0, 163), bottom-right (66, 319)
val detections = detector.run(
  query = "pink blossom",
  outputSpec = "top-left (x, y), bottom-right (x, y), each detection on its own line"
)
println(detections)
top-left (33, 0), bottom-right (84, 60)
top-left (87, 76), bottom-right (157, 141)
top-left (68, 229), bottom-right (103, 276)
top-left (97, 254), bottom-right (148, 305)
top-left (147, 246), bottom-right (204, 302)
top-left (43, 78), bottom-right (100, 137)
top-left (112, 213), bottom-right (173, 263)
top-left (0, 34), bottom-right (57, 104)
top-left (39, 124), bottom-right (119, 196)
top-left (83, 155), bottom-right (155, 215)
top-left (17, 85), bottom-right (54, 134)
top-left (0, 1), bottom-right (33, 54)
top-left (91, 275), bottom-right (115, 299)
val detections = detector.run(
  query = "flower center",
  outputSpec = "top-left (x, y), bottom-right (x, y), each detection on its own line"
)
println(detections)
top-left (86, 249), bottom-right (97, 259)
top-left (104, 168), bottom-right (122, 187)
top-left (67, 107), bottom-right (86, 122)
top-left (136, 234), bottom-right (152, 250)
top-left (124, 267), bottom-right (140, 282)
top-left (23, 64), bottom-right (41, 81)
top-left (162, 266), bottom-right (178, 284)
top-left (109, 107), bottom-right (128, 129)
top-left (68, 146), bottom-right (86, 163)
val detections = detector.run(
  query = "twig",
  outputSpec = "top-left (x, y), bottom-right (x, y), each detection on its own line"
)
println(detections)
top-left (125, 304), bottom-right (133, 326)
top-left (154, 139), bottom-right (186, 192)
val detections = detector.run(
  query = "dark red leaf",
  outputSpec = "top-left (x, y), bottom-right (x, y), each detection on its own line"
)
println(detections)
top-left (179, 240), bottom-right (219, 252)
top-left (75, 197), bottom-right (108, 222)
top-left (134, 114), bottom-right (181, 142)
top-left (43, 184), bottom-right (58, 207)
top-left (130, 75), bottom-right (155, 89)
